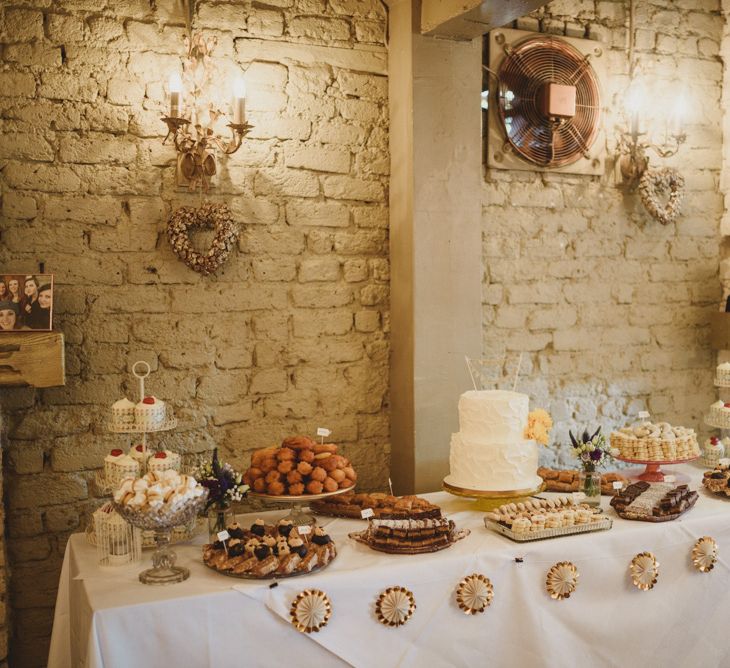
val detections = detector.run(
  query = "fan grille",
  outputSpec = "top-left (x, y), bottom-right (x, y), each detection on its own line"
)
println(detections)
top-left (497, 35), bottom-right (601, 168)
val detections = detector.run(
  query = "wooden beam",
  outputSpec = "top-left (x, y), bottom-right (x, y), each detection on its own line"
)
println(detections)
top-left (0, 332), bottom-right (65, 388)
top-left (710, 312), bottom-right (730, 350)
top-left (421, 0), bottom-right (550, 39)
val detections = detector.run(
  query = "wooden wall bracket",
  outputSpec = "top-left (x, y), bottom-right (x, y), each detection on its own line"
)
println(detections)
top-left (0, 332), bottom-right (65, 388)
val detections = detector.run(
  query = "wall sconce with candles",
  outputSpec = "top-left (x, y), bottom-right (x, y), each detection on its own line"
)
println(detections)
top-left (616, 81), bottom-right (687, 190)
top-left (161, 33), bottom-right (253, 193)
top-left (615, 80), bottom-right (687, 226)
top-left (616, 0), bottom-right (687, 225)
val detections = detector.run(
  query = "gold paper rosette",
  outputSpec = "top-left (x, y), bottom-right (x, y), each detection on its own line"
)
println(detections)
top-left (545, 561), bottom-right (579, 600)
top-left (290, 589), bottom-right (332, 633)
top-left (630, 552), bottom-right (659, 591)
top-left (375, 586), bottom-right (416, 627)
top-left (691, 537), bottom-right (718, 573)
top-left (456, 574), bottom-right (494, 614)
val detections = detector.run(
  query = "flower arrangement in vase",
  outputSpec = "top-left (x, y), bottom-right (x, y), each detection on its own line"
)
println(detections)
top-left (569, 427), bottom-right (615, 506)
top-left (194, 448), bottom-right (249, 540)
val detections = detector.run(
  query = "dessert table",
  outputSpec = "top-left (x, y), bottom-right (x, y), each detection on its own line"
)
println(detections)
top-left (49, 465), bottom-right (730, 668)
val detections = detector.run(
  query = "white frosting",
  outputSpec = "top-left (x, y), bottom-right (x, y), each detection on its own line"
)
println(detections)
top-left (718, 362), bottom-right (730, 371)
top-left (147, 450), bottom-right (181, 472)
top-left (447, 390), bottom-right (540, 491)
top-left (705, 439), bottom-right (725, 454)
top-left (457, 390), bottom-right (528, 444)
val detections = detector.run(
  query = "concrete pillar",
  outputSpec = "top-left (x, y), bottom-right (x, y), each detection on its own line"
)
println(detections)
top-left (388, 0), bottom-right (483, 493)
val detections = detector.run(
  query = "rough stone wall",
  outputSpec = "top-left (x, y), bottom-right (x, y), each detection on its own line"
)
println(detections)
top-left (0, 1), bottom-right (389, 664)
top-left (0, 417), bottom-right (8, 668)
top-left (483, 0), bottom-right (723, 465)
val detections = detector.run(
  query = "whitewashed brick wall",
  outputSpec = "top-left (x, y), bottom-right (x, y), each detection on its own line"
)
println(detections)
top-left (483, 0), bottom-right (723, 467)
top-left (0, 1), bottom-right (388, 664)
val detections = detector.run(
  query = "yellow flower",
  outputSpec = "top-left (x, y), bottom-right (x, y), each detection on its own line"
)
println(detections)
top-left (524, 409), bottom-right (553, 446)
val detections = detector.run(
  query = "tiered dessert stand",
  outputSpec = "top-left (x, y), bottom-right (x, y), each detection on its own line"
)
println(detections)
top-left (90, 360), bottom-right (197, 551)
top-left (95, 361), bottom-right (177, 495)
top-left (703, 369), bottom-right (730, 467)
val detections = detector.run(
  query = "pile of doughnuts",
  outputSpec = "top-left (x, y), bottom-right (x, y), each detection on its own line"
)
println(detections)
top-left (243, 436), bottom-right (357, 496)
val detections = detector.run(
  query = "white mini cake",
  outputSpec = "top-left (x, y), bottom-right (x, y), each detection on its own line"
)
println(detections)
top-left (104, 450), bottom-right (140, 489)
top-left (135, 396), bottom-right (166, 430)
top-left (708, 400), bottom-right (730, 429)
top-left (111, 398), bottom-right (135, 427)
top-left (716, 362), bottom-right (730, 385)
top-left (703, 436), bottom-right (725, 468)
top-left (445, 390), bottom-right (542, 492)
top-left (129, 443), bottom-right (151, 472)
top-left (147, 450), bottom-right (181, 474)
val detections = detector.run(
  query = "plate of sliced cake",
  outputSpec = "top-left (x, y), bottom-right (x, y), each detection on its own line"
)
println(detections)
top-left (610, 481), bottom-right (698, 522)
top-left (203, 518), bottom-right (337, 579)
top-left (312, 492), bottom-right (442, 520)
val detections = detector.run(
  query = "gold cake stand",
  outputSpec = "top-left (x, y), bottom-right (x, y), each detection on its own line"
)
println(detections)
top-left (442, 477), bottom-right (546, 511)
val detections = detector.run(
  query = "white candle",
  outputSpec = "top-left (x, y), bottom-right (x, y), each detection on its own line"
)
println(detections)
top-left (233, 76), bottom-right (246, 124)
top-left (169, 72), bottom-right (183, 118)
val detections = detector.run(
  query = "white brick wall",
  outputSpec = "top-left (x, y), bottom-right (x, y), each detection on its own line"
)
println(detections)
top-left (483, 1), bottom-right (723, 468)
top-left (0, 1), bottom-right (389, 665)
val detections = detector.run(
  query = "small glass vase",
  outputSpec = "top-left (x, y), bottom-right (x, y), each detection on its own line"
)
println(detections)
top-left (579, 470), bottom-right (602, 508)
top-left (207, 502), bottom-right (234, 542)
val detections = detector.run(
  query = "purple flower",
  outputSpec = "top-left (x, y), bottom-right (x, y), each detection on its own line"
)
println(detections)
top-left (590, 449), bottom-right (603, 461)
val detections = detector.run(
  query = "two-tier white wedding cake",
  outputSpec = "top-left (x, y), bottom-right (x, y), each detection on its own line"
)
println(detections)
top-left (445, 390), bottom-right (542, 492)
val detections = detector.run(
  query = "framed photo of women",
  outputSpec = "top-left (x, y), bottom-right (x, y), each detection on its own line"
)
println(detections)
top-left (0, 274), bottom-right (54, 332)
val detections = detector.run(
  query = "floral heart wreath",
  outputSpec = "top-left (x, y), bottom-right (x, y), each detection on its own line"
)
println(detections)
top-left (167, 203), bottom-right (238, 275)
top-left (638, 167), bottom-right (685, 226)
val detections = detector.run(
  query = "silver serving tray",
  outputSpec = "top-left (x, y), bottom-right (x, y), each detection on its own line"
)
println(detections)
top-left (485, 516), bottom-right (613, 542)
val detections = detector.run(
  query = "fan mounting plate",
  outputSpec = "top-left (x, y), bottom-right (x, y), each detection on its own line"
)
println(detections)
top-left (487, 28), bottom-right (605, 176)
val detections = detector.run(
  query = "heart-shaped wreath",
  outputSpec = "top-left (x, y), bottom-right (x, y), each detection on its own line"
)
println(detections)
top-left (638, 167), bottom-right (685, 226)
top-left (167, 202), bottom-right (238, 275)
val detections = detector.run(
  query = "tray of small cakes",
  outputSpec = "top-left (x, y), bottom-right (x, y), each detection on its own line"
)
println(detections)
top-left (348, 499), bottom-right (469, 554)
top-left (312, 492), bottom-right (442, 520)
top-left (484, 496), bottom-right (612, 542)
top-left (203, 519), bottom-right (337, 579)
top-left (610, 480), bottom-right (698, 522)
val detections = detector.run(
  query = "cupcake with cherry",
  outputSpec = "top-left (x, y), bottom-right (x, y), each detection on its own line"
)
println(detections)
top-left (105, 449), bottom-right (140, 489)
top-left (147, 449), bottom-right (181, 474)
top-left (703, 436), bottom-right (726, 468)
top-left (243, 435), bottom-right (357, 497)
top-left (129, 443), bottom-right (151, 472)
top-left (707, 400), bottom-right (730, 429)
top-left (135, 396), bottom-right (167, 430)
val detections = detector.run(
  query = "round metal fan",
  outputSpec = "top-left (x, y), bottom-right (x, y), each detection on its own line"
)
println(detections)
top-left (496, 34), bottom-right (601, 168)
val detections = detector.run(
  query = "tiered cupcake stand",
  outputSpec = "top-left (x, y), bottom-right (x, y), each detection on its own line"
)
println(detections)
top-left (702, 368), bottom-right (730, 468)
top-left (89, 361), bottom-right (195, 552)
top-left (95, 361), bottom-right (177, 495)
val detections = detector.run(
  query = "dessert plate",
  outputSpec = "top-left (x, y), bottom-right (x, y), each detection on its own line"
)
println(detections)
top-left (248, 485), bottom-right (355, 503)
top-left (485, 516), bottom-right (612, 542)
top-left (203, 554), bottom-right (336, 580)
top-left (349, 527), bottom-right (470, 554)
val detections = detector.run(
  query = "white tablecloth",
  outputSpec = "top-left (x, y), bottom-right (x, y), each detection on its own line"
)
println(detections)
top-left (49, 465), bottom-right (730, 668)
